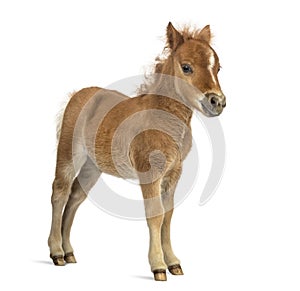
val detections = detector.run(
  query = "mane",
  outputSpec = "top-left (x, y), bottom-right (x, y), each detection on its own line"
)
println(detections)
top-left (180, 24), bottom-right (213, 41)
top-left (138, 25), bottom-right (211, 96)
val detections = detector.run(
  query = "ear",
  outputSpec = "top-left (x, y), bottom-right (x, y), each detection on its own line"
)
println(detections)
top-left (197, 25), bottom-right (211, 44)
top-left (166, 22), bottom-right (184, 50)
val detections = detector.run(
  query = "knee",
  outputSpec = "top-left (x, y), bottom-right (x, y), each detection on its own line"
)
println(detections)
top-left (147, 214), bottom-right (165, 229)
top-left (51, 178), bottom-right (72, 203)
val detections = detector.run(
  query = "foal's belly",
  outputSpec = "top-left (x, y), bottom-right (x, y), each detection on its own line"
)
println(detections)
top-left (92, 97), bottom-right (147, 179)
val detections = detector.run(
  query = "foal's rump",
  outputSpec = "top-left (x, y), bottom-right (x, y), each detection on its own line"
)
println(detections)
top-left (56, 87), bottom-right (129, 173)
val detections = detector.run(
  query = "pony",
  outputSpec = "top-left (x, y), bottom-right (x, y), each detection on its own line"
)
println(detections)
top-left (48, 22), bottom-right (226, 281)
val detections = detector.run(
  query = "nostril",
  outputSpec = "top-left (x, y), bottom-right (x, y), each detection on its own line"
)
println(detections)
top-left (222, 103), bottom-right (226, 108)
top-left (210, 96), bottom-right (218, 106)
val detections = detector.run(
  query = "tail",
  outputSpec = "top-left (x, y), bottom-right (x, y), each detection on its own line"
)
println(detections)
top-left (55, 91), bottom-right (76, 142)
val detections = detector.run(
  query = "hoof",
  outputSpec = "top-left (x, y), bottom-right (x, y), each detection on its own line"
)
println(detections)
top-left (64, 252), bottom-right (77, 264)
top-left (168, 264), bottom-right (184, 275)
top-left (50, 254), bottom-right (65, 266)
top-left (153, 269), bottom-right (167, 281)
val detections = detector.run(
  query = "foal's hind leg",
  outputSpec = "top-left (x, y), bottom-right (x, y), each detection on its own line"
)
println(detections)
top-left (48, 163), bottom-right (75, 266)
top-left (61, 157), bottom-right (101, 263)
top-left (161, 166), bottom-right (184, 275)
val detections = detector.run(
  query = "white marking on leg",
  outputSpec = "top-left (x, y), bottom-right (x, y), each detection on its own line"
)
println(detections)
top-left (208, 52), bottom-right (217, 85)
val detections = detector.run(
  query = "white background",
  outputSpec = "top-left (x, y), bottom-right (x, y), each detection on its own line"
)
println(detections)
top-left (1, 0), bottom-right (300, 290)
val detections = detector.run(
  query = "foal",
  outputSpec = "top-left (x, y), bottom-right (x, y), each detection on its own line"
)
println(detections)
top-left (48, 22), bottom-right (226, 281)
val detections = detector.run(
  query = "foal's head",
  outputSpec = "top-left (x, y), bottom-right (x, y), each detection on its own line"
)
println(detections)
top-left (166, 22), bottom-right (226, 117)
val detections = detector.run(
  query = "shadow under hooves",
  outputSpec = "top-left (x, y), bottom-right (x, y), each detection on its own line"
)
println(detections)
top-left (131, 275), bottom-right (154, 281)
top-left (32, 260), bottom-right (53, 265)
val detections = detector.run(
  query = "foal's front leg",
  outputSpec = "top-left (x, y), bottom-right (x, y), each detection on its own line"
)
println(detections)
top-left (161, 168), bottom-right (184, 275)
top-left (141, 181), bottom-right (167, 281)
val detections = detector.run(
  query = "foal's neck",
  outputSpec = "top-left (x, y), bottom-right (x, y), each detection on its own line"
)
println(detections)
top-left (152, 55), bottom-right (193, 126)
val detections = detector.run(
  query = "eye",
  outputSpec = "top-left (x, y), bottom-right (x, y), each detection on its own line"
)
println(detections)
top-left (218, 65), bottom-right (222, 73)
top-left (181, 64), bottom-right (193, 75)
